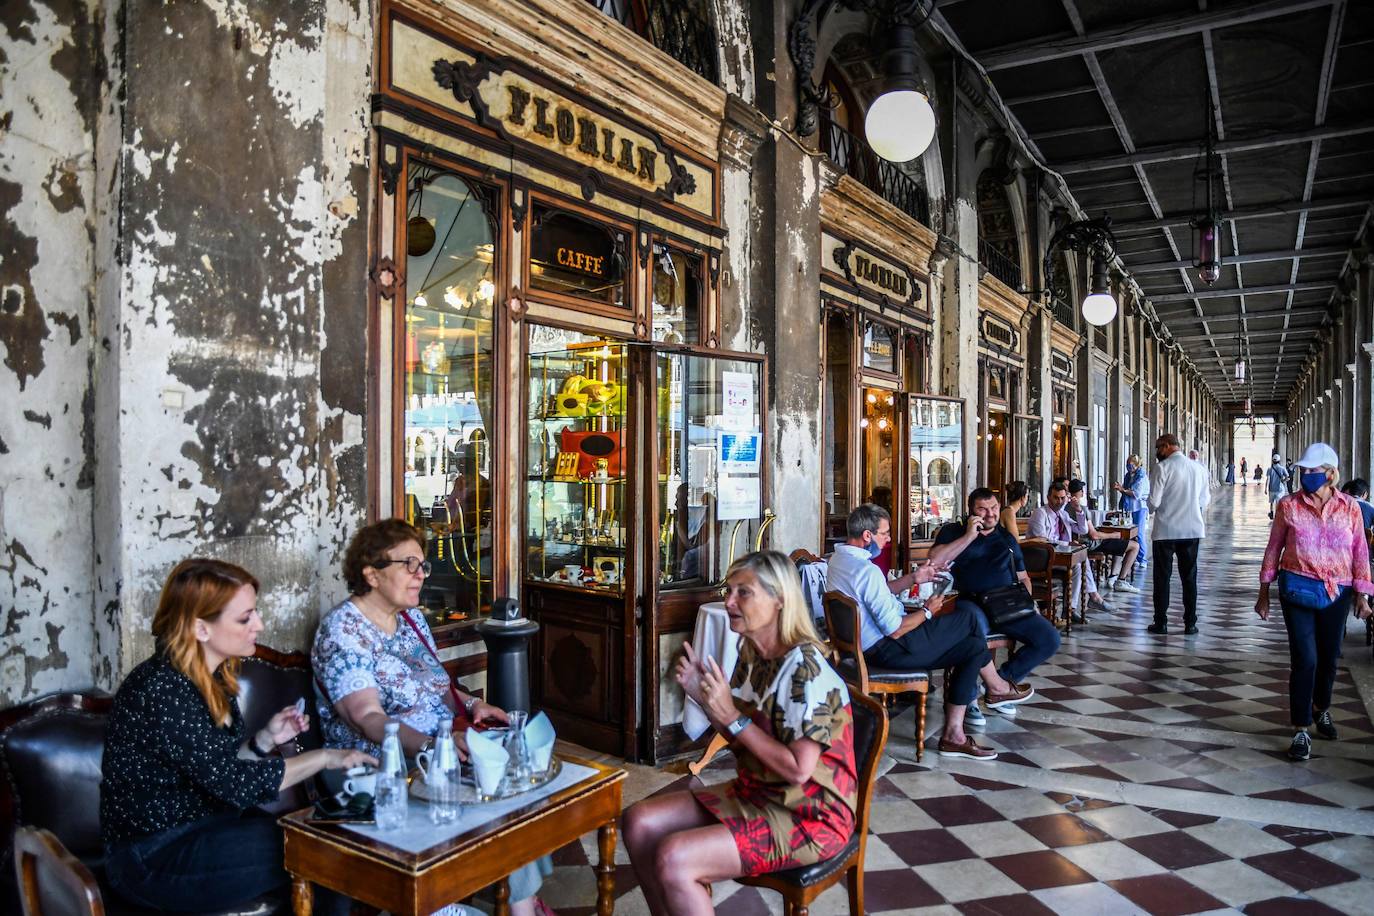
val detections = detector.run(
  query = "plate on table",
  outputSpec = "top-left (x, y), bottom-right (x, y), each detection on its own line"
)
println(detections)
top-left (409, 757), bottom-right (563, 805)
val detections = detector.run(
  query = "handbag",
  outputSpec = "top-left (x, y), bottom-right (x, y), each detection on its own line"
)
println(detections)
top-left (974, 584), bottom-right (1038, 627)
top-left (1278, 570), bottom-right (1334, 610)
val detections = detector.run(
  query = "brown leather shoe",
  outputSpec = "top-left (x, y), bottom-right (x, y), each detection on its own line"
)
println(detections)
top-left (938, 736), bottom-right (998, 760)
top-left (985, 683), bottom-right (1035, 709)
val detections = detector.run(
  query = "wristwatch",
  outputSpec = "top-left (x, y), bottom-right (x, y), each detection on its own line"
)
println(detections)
top-left (725, 715), bottom-right (751, 739)
top-left (923, 607), bottom-right (934, 622)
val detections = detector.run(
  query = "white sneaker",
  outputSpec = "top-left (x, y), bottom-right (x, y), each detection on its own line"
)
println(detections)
top-left (1115, 580), bottom-right (1141, 594)
top-left (965, 701), bottom-right (987, 728)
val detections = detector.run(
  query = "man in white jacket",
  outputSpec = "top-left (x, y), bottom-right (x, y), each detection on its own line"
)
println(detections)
top-left (1147, 433), bottom-right (1211, 635)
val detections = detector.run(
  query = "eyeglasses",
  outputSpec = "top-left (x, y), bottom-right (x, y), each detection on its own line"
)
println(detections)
top-left (373, 557), bottom-right (432, 576)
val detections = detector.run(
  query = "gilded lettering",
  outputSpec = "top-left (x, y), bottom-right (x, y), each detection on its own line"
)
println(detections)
top-left (532, 98), bottom-right (554, 138)
top-left (555, 107), bottom-right (576, 145)
top-left (637, 148), bottom-right (658, 182)
top-left (578, 117), bottom-right (599, 155)
top-left (602, 128), bottom-right (616, 164)
top-left (618, 138), bottom-right (636, 173)
top-left (506, 86), bottom-right (531, 125)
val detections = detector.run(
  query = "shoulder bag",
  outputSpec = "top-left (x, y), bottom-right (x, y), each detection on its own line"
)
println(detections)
top-left (972, 536), bottom-right (1037, 626)
top-left (1278, 570), bottom-right (1334, 610)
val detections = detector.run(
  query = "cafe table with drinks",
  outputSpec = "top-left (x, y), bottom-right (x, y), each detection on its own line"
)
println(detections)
top-left (282, 711), bottom-right (625, 915)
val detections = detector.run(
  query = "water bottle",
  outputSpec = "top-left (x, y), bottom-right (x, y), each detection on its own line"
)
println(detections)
top-left (427, 718), bottom-right (461, 825)
top-left (375, 721), bottom-right (408, 831)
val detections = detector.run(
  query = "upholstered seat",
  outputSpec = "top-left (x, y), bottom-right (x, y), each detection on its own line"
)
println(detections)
top-left (835, 658), bottom-right (928, 684)
top-left (3, 647), bottom-right (320, 915)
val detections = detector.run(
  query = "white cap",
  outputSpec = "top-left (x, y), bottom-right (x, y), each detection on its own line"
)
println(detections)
top-left (1272, 453), bottom-right (1281, 461)
top-left (1295, 442), bottom-right (1338, 469)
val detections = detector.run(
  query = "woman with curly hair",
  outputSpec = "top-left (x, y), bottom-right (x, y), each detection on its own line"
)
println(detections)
top-left (622, 550), bottom-right (856, 915)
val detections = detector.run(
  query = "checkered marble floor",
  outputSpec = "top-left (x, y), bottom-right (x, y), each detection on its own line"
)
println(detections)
top-left (535, 486), bottom-right (1374, 914)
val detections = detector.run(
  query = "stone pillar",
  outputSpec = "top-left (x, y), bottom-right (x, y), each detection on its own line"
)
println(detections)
top-left (1355, 255), bottom-right (1373, 482)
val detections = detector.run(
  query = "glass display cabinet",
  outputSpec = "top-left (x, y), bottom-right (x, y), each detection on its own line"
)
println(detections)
top-left (908, 396), bottom-right (963, 541)
top-left (525, 341), bottom-right (629, 592)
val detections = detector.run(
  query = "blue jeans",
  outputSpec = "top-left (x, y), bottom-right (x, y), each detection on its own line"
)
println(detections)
top-left (1280, 587), bottom-right (1351, 728)
top-left (106, 810), bottom-right (293, 912)
top-left (965, 599), bottom-right (1062, 684)
top-left (866, 604), bottom-right (989, 706)
top-left (1131, 508), bottom-right (1148, 566)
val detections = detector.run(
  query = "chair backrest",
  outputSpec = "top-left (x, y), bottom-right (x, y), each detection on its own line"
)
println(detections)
top-left (822, 591), bottom-right (869, 691)
top-left (789, 548), bottom-right (824, 566)
top-left (235, 646), bottom-right (325, 814)
top-left (1020, 538), bottom-right (1053, 574)
top-left (848, 690), bottom-right (889, 854)
top-left (13, 827), bottom-right (101, 916)
top-left (1016, 517), bottom-right (1030, 537)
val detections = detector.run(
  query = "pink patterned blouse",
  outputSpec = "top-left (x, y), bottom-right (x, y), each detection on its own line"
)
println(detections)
top-left (1261, 489), bottom-right (1374, 599)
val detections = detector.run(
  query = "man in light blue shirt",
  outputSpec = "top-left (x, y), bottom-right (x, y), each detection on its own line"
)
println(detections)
top-left (827, 504), bottom-right (1029, 760)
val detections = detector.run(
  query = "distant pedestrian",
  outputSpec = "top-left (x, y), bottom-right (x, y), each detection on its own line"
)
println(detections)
top-left (1340, 479), bottom-right (1374, 532)
top-left (1257, 443), bottom-right (1372, 761)
top-left (1254, 465), bottom-right (1263, 484)
top-left (1112, 454), bottom-right (1150, 574)
top-left (1286, 459), bottom-right (1297, 494)
top-left (1147, 433), bottom-right (1211, 635)
top-left (1240, 457), bottom-right (1249, 485)
top-left (1225, 462), bottom-right (1235, 485)
top-left (1267, 454), bottom-right (1289, 519)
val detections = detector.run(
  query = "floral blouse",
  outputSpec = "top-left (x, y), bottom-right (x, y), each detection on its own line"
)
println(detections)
top-left (1261, 489), bottom-right (1374, 600)
top-left (692, 642), bottom-right (857, 874)
top-left (311, 600), bottom-right (453, 755)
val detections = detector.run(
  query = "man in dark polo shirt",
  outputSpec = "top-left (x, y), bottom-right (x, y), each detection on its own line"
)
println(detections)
top-left (934, 487), bottom-right (1062, 700)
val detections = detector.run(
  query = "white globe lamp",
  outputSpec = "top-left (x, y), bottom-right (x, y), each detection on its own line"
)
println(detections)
top-left (1081, 256), bottom-right (1117, 326)
top-left (865, 23), bottom-right (936, 163)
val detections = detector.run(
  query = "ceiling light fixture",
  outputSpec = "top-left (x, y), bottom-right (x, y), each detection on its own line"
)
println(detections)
top-left (1041, 215), bottom-right (1119, 328)
top-left (865, 22), bottom-right (936, 163)
top-left (1192, 98), bottom-right (1223, 285)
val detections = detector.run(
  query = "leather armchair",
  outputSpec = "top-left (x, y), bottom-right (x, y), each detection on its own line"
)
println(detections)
top-left (2, 646), bottom-right (321, 915)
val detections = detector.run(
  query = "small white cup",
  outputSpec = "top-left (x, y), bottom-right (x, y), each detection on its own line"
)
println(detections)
top-left (342, 766), bottom-right (376, 798)
top-left (563, 564), bottom-right (582, 583)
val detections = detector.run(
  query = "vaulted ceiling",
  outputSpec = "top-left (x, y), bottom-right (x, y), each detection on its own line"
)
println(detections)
top-left (932, 0), bottom-right (1374, 406)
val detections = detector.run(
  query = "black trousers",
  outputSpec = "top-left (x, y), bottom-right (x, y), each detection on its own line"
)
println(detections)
top-left (1280, 588), bottom-right (1352, 727)
top-left (1152, 538), bottom-right (1200, 627)
top-left (865, 605), bottom-right (990, 706)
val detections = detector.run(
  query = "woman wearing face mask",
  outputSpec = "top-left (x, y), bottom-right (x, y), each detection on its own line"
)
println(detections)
top-left (1112, 455), bottom-right (1150, 574)
top-left (1257, 443), bottom-right (1373, 762)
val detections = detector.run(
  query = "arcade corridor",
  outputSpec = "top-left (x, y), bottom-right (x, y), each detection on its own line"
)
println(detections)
top-left (546, 485), bottom-right (1374, 914)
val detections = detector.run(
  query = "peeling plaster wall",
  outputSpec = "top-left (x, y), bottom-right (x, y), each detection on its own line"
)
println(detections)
top-left (0, 0), bottom-right (101, 705)
top-left (93, 0), bottom-right (374, 678)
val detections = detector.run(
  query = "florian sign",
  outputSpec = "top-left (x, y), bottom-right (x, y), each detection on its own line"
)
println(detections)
top-left (383, 14), bottom-right (713, 216)
top-left (829, 238), bottom-right (922, 311)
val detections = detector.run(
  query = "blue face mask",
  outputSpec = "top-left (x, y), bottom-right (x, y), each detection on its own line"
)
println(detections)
top-left (1300, 471), bottom-right (1327, 494)
top-left (866, 539), bottom-right (883, 558)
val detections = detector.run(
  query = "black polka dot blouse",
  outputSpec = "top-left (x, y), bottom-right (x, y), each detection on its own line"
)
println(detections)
top-left (99, 654), bottom-right (285, 849)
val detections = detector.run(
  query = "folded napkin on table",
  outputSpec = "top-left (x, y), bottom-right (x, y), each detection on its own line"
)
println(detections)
top-left (466, 727), bottom-right (510, 795)
top-left (524, 711), bottom-right (555, 772)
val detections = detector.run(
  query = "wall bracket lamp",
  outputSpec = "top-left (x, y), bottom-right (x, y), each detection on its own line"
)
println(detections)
top-left (1040, 215), bottom-right (1120, 327)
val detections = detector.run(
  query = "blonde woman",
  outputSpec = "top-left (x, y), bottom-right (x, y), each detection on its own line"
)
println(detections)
top-left (622, 551), bottom-right (857, 916)
top-left (100, 559), bottom-right (374, 911)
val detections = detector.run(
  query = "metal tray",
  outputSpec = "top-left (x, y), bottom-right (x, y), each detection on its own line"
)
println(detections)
top-left (409, 756), bottom-right (562, 804)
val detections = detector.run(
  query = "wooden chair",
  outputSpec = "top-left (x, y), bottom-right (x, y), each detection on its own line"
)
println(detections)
top-left (1020, 539), bottom-right (1067, 631)
top-left (14, 827), bottom-right (103, 916)
top-left (737, 690), bottom-right (888, 916)
top-left (823, 590), bottom-right (930, 762)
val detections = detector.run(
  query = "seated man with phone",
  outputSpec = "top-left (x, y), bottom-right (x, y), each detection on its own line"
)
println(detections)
top-left (933, 488), bottom-right (1061, 705)
top-left (827, 503), bottom-right (1031, 760)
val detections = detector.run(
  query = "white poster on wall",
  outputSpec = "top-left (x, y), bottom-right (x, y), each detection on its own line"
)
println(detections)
top-left (718, 476), bottom-right (761, 520)
top-left (716, 430), bottom-right (761, 520)
top-left (721, 371), bottom-right (754, 430)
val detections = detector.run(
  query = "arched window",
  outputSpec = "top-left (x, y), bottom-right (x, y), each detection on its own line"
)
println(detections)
top-left (588, 0), bottom-right (719, 84)
top-left (928, 458), bottom-right (954, 485)
top-left (976, 170), bottom-right (1022, 289)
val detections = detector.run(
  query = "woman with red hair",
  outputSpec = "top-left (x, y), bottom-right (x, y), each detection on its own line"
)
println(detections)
top-left (100, 558), bottom-right (374, 911)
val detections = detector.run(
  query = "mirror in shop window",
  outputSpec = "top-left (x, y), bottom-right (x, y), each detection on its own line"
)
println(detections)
top-left (528, 206), bottom-right (627, 308)
top-left (908, 397), bottom-right (963, 540)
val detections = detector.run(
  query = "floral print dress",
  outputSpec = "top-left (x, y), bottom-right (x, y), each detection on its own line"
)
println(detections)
top-left (311, 599), bottom-right (455, 756)
top-left (692, 641), bottom-right (857, 875)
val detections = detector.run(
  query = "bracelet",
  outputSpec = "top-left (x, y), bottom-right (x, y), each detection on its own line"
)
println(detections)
top-left (463, 696), bottom-right (479, 718)
top-left (248, 733), bottom-right (275, 758)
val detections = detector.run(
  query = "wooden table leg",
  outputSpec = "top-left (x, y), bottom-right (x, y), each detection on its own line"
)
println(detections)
top-left (596, 820), bottom-right (617, 916)
top-left (291, 876), bottom-right (312, 916)
top-left (494, 877), bottom-right (510, 916)
top-left (687, 731), bottom-right (728, 776)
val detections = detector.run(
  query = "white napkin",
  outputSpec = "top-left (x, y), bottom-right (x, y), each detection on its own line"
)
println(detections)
top-left (465, 727), bottom-right (509, 795)
top-left (525, 711), bottom-right (555, 772)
